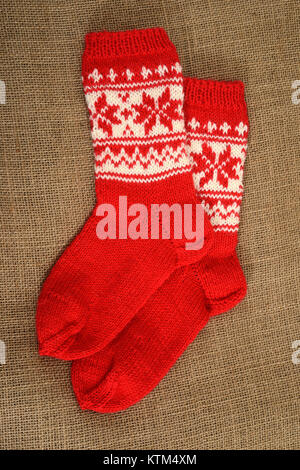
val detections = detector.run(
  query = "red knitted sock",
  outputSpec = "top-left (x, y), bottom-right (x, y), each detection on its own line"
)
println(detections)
top-left (71, 267), bottom-right (209, 413)
top-left (184, 78), bottom-right (249, 315)
top-left (71, 78), bottom-right (249, 412)
top-left (36, 29), bottom-right (212, 361)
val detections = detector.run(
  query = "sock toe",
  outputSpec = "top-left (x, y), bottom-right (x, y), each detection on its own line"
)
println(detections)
top-left (71, 356), bottom-right (121, 412)
top-left (37, 291), bottom-right (87, 358)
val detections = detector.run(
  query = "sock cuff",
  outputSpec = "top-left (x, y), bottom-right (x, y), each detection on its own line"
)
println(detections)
top-left (184, 77), bottom-right (246, 110)
top-left (84, 28), bottom-right (176, 59)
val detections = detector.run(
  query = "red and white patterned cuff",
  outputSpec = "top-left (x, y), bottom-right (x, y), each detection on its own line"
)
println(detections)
top-left (81, 28), bottom-right (191, 184)
top-left (184, 78), bottom-right (249, 234)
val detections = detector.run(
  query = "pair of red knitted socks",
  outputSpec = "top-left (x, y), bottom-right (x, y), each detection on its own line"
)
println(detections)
top-left (36, 28), bottom-right (249, 412)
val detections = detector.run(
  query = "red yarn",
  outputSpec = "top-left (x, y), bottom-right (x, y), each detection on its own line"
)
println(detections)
top-left (184, 78), bottom-right (249, 314)
top-left (36, 29), bottom-right (249, 411)
top-left (36, 28), bottom-right (212, 361)
top-left (71, 76), bottom-right (249, 413)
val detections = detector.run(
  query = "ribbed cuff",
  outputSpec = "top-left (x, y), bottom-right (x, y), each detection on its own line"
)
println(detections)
top-left (84, 27), bottom-right (176, 59)
top-left (184, 78), bottom-right (246, 109)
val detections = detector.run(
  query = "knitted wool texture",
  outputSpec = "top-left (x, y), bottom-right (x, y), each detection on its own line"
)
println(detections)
top-left (36, 28), bottom-right (212, 361)
top-left (185, 78), bottom-right (248, 314)
top-left (71, 77), bottom-right (249, 412)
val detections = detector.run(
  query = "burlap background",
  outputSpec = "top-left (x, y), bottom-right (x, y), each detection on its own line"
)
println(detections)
top-left (0, 0), bottom-right (299, 450)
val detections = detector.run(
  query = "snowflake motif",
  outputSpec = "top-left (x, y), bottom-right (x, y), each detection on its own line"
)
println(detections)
top-left (141, 67), bottom-right (152, 79)
top-left (197, 143), bottom-right (241, 188)
top-left (88, 68), bottom-right (103, 83)
top-left (93, 94), bottom-right (121, 136)
top-left (107, 68), bottom-right (117, 82)
top-left (171, 62), bottom-right (182, 74)
top-left (188, 118), bottom-right (201, 130)
top-left (217, 145), bottom-right (241, 187)
top-left (205, 121), bottom-right (217, 133)
top-left (196, 143), bottom-right (216, 186)
top-left (132, 87), bottom-right (182, 135)
top-left (235, 122), bottom-right (248, 136)
top-left (155, 65), bottom-right (168, 77)
top-left (123, 69), bottom-right (134, 81)
top-left (220, 122), bottom-right (231, 134)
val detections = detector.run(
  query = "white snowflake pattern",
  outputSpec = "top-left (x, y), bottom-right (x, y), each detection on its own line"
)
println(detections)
top-left (220, 122), bottom-right (231, 134)
top-left (123, 69), bottom-right (134, 81)
top-left (235, 122), bottom-right (248, 136)
top-left (88, 68), bottom-right (103, 83)
top-left (141, 66), bottom-right (152, 79)
top-left (171, 62), bottom-right (182, 74)
top-left (188, 118), bottom-right (201, 130)
top-left (205, 121), bottom-right (217, 133)
top-left (155, 65), bottom-right (168, 77)
top-left (107, 68), bottom-right (118, 82)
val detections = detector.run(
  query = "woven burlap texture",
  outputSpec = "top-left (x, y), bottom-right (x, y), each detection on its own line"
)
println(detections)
top-left (0, 0), bottom-right (299, 450)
